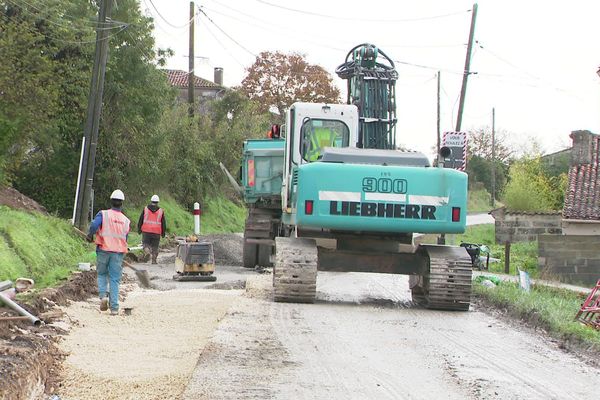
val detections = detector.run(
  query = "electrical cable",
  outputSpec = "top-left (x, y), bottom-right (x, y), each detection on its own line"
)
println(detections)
top-left (254, 0), bottom-right (470, 23)
top-left (201, 4), bottom-right (349, 53)
top-left (0, 11), bottom-right (129, 45)
top-left (197, 6), bottom-right (256, 58)
top-left (198, 13), bottom-right (246, 68)
top-left (207, 0), bottom-right (467, 51)
top-left (5, 0), bottom-right (128, 31)
top-left (10, 0), bottom-right (118, 26)
top-left (146, 0), bottom-right (194, 29)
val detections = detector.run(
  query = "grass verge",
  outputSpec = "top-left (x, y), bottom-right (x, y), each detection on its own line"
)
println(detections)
top-left (475, 280), bottom-right (600, 351)
top-left (0, 206), bottom-right (95, 288)
top-left (424, 224), bottom-right (539, 278)
top-left (125, 194), bottom-right (246, 246)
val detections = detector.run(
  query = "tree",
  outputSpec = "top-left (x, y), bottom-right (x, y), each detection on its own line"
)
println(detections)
top-left (502, 157), bottom-right (566, 211)
top-left (240, 51), bottom-right (341, 117)
top-left (465, 126), bottom-right (515, 198)
top-left (467, 126), bottom-right (513, 163)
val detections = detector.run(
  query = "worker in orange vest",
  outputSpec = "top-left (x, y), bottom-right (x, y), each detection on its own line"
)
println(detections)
top-left (137, 195), bottom-right (166, 264)
top-left (86, 189), bottom-right (131, 316)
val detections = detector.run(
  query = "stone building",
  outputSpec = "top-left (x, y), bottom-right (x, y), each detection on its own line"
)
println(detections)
top-left (164, 67), bottom-right (225, 114)
top-left (539, 130), bottom-right (600, 285)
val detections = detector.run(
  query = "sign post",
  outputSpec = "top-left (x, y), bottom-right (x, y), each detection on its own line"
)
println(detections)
top-left (442, 131), bottom-right (468, 171)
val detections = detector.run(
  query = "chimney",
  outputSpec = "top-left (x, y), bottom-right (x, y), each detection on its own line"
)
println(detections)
top-left (570, 130), bottom-right (593, 166)
top-left (214, 67), bottom-right (223, 86)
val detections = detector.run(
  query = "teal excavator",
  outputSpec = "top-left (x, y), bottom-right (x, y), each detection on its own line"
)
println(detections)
top-left (235, 44), bottom-right (472, 310)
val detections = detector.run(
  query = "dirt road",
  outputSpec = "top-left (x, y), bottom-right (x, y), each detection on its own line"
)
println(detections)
top-left (54, 235), bottom-right (600, 400)
top-left (184, 272), bottom-right (600, 400)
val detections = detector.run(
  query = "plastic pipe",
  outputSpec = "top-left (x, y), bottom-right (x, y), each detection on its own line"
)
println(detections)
top-left (193, 202), bottom-right (201, 235)
top-left (0, 293), bottom-right (41, 327)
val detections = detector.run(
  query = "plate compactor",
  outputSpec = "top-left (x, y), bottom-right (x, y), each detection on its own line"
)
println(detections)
top-left (173, 236), bottom-right (217, 282)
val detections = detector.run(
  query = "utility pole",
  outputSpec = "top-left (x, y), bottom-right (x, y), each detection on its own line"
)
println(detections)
top-left (455, 3), bottom-right (478, 132)
top-left (188, 1), bottom-right (195, 118)
top-left (436, 70), bottom-right (444, 245)
top-left (436, 71), bottom-right (441, 159)
top-left (491, 107), bottom-right (496, 207)
top-left (74, 0), bottom-right (114, 230)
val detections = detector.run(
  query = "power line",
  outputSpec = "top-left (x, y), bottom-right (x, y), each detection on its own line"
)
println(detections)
top-left (198, 14), bottom-right (246, 68)
top-left (254, 0), bottom-right (470, 23)
top-left (145, 0), bottom-right (195, 29)
top-left (5, 0), bottom-right (128, 31)
top-left (0, 11), bottom-right (129, 45)
top-left (197, 6), bottom-right (256, 58)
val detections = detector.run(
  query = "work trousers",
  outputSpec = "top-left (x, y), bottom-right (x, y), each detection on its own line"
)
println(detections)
top-left (142, 232), bottom-right (161, 263)
top-left (96, 249), bottom-right (124, 311)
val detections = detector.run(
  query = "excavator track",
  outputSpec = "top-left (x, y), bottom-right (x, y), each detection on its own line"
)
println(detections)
top-left (412, 245), bottom-right (473, 311)
top-left (273, 237), bottom-right (317, 303)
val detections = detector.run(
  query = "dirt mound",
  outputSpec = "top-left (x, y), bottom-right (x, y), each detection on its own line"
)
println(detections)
top-left (0, 271), bottom-right (98, 399)
top-left (204, 233), bottom-right (243, 266)
top-left (0, 186), bottom-right (47, 214)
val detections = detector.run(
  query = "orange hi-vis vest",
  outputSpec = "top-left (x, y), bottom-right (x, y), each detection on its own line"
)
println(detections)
top-left (95, 209), bottom-right (130, 253)
top-left (141, 207), bottom-right (163, 234)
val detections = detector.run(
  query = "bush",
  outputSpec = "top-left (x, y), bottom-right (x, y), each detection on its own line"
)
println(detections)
top-left (502, 157), bottom-right (564, 212)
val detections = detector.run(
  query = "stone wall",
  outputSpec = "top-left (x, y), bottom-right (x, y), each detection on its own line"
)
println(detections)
top-left (490, 207), bottom-right (562, 244)
top-left (538, 234), bottom-right (600, 286)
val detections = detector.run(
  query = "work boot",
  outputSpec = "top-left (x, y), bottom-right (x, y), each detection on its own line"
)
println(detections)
top-left (151, 249), bottom-right (158, 265)
top-left (141, 245), bottom-right (151, 263)
top-left (100, 297), bottom-right (109, 311)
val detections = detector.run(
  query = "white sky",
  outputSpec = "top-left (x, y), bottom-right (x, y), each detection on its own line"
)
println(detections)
top-left (143, 0), bottom-right (600, 156)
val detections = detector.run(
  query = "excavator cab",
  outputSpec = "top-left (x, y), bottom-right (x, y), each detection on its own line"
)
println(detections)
top-left (301, 119), bottom-right (349, 162)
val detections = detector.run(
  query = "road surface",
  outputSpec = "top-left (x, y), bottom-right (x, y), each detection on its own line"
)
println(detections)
top-left (182, 271), bottom-right (600, 400)
top-left (467, 213), bottom-right (494, 226)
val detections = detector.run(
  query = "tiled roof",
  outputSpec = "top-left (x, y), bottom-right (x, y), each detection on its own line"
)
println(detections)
top-left (489, 207), bottom-right (561, 217)
top-left (563, 132), bottom-right (600, 220)
top-left (164, 69), bottom-right (220, 88)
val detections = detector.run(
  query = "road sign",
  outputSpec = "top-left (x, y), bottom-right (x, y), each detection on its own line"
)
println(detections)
top-left (442, 131), bottom-right (467, 171)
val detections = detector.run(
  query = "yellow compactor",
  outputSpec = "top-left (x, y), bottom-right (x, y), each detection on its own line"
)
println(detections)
top-left (173, 236), bottom-right (217, 282)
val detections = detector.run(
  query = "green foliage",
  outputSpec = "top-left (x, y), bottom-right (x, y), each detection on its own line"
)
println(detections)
top-left (201, 196), bottom-right (246, 234)
top-left (467, 187), bottom-right (493, 213)
top-left (466, 156), bottom-right (508, 198)
top-left (502, 157), bottom-right (565, 212)
top-left (124, 195), bottom-right (246, 246)
top-left (0, 206), bottom-right (94, 287)
top-left (475, 282), bottom-right (600, 349)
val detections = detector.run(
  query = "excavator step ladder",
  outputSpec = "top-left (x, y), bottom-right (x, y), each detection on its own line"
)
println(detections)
top-left (574, 279), bottom-right (600, 330)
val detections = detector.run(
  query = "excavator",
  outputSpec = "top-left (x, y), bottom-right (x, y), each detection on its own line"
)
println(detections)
top-left (238, 44), bottom-right (472, 310)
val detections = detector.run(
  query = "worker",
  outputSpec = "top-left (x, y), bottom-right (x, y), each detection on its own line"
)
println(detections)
top-left (86, 189), bottom-right (131, 316)
top-left (267, 124), bottom-right (281, 139)
top-left (305, 126), bottom-right (337, 161)
top-left (137, 194), bottom-right (166, 264)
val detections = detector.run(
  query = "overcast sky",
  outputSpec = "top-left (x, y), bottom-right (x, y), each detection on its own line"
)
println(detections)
top-left (143, 0), bottom-right (600, 156)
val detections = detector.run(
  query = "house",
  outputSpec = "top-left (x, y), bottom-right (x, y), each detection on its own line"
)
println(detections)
top-left (562, 130), bottom-right (600, 235)
top-left (164, 67), bottom-right (225, 113)
top-left (538, 130), bottom-right (600, 285)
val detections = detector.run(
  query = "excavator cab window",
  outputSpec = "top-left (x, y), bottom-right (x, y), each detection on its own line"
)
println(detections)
top-left (300, 119), bottom-right (349, 162)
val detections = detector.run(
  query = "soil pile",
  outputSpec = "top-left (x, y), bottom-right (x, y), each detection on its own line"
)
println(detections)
top-left (0, 271), bottom-right (98, 399)
top-left (204, 233), bottom-right (243, 266)
top-left (0, 186), bottom-right (47, 214)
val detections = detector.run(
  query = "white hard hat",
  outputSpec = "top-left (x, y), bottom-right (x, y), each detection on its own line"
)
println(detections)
top-left (151, 194), bottom-right (160, 203)
top-left (110, 189), bottom-right (125, 201)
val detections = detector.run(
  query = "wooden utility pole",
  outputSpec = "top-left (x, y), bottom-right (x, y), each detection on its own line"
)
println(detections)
top-left (455, 3), bottom-right (478, 132)
top-left (491, 107), bottom-right (496, 207)
top-left (436, 71), bottom-right (441, 159)
top-left (74, 0), bottom-right (114, 230)
top-left (188, 1), bottom-right (195, 117)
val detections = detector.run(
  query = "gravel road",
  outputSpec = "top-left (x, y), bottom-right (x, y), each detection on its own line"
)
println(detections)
top-left (56, 233), bottom-right (600, 399)
top-left (184, 271), bottom-right (600, 400)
